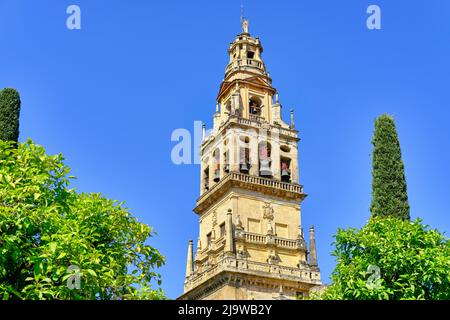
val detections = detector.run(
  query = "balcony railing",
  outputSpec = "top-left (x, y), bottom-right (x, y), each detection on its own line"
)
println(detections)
top-left (240, 231), bottom-right (300, 250)
top-left (197, 172), bottom-right (303, 204)
top-left (233, 117), bottom-right (298, 138)
top-left (249, 114), bottom-right (265, 122)
top-left (185, 256), bottom-right (321, 291)
top-left (225, 59), bottom-right (265, 75)
top-left (230, 172), bottom-right (303, 194)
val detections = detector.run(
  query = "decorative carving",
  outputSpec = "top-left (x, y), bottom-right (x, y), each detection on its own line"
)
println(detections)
top-left (297, 225), bottom-right (307, 249)
top-left (235, 214), bottom-right (245, 238)
top-left (242, 18), bottom-right (249, 34)
top-left (267, 251), bottom-right (280, 265)
top-left (262, 202), bottom-right (274, 221)
top-left (236, 248), bottom-right (247, 259)
top-left (267, 220), bottom-right (274, 235)
top-left (212, 210), bottom-right (217, 227)
top-left (235, 214), bottom-right (243, 230)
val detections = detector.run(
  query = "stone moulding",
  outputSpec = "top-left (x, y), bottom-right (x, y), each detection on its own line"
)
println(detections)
top-left (181, 255), bottom-right (321, 300)
top-left (194, 172), bottom-right (306, 214)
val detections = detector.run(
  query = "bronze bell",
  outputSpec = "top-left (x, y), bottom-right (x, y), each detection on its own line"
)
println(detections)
top-left (259, 159), bottom-right (272, 177)
top-left (240, 163), bottom-right (249, 173)
top-left (281, 169), bottom-right (290, 182)
top-left (213, 169), bottom-right (220, 182)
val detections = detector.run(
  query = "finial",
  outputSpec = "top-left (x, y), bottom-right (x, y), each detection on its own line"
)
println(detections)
top-left (298, 225), bottom-right (304, 238)
top-left (241, 3), bottom-right (249, 35)
top-left (202, 122), bottom-right (206, 139)
top-left (185, 240), bottom-right (194, 279)
top-left (309, 225), bottom-right (318, 268)
top-left (236, 214), bottom-right (243, 229)
top-left (290, 109), bottom-right (295, 129)
top-left (267, 220), bottom-right (274, 235)
top-left (196, 237), bottom-right (202, 252)
top-left (225, 208), bottom-right (234, 254)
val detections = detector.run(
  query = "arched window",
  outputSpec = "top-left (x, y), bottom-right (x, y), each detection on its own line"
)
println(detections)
top-left (223, 139), bottom-right (230, 174)
top-left (239, 136), bottom-right (250, 174)
top-left (249, 97), bottom-right (262, 116)
top-left (203, 158), bottom-right (210, 191)
top-left (258, 141), bottom-right (272, 177)
top-left (281, 157), bottom-right (291, 182)
top-left (213, 149), bottom-right (220, 182)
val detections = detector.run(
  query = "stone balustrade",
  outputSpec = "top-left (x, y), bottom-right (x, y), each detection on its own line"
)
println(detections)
top-left (185, 256), bottom-right (321, 291)
top-left (196, 171), bottom-right (304, 207)
top-left (225, 59), bottom-right (264, 75)
top-left (239, 231), bottom-right (299, 250)
top-left (230, 172), bottom-right (303, 194)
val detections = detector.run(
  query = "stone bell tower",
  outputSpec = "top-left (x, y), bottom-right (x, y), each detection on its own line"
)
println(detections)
top-left (179, 19), bottom-right (321, 300)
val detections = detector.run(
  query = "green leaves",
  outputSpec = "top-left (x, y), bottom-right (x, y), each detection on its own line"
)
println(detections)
top-left (370, 114), bottom-right (410, 220)
top-left (315, 217), bottom-right (450, 300)
top-left (0, 88), bottom-right (21, 143)
top-left (0, 140), bottom-right (165, 300)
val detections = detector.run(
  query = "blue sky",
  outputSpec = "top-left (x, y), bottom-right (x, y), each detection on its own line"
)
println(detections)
top-left (1, 0), bottom-right (449, 299)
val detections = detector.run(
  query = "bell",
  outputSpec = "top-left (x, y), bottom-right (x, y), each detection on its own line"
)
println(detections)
top-left (259, 159), bottom-right (272, 177)
top-left (214, 170), bottom-right (220, 182)
top-left (281, 169), bottom-right (290, 182)
top-left (240, 163), bottom-right (249, 173)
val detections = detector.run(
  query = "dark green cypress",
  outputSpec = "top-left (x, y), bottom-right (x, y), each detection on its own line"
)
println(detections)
top-left (370, 114), bottom-right (410, 220)
top-left (0, 88), bottom-right (21, 143)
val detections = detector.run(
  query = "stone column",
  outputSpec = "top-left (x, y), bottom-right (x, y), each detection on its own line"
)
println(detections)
top-left (229, 132), bottom-right (240, 172)
top-left (218, 144), bottom-right (224, 180)
top-left (242, 87), bottom-right (249, 119)
top-left (208, 153), bottom-right (215, 188)
top-left (200, 160), bottom-right (205, 194)
top-left (225, 209), bottom-right (235, 254)
top-left (271, 134), bottom-right (281, 180)
top-left (291, 144), bottom-right (299, 184)
top-left (309, 226), bottom-right (318, 270)
top-left (185, 240), bottom-right (194, 279)
top-left (249, 133), bottom-right (259, 176)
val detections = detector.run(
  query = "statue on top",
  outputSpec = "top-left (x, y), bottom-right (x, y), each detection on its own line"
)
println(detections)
top-left (242, 18), bottom-right (249, 34)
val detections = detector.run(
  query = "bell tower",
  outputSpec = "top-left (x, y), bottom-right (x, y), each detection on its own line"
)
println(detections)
top-left (179, 19), bottom-right (322, 300)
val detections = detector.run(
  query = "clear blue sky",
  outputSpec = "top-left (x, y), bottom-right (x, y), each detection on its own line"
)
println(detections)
top-left (1, 0), bottom-right (449, 299)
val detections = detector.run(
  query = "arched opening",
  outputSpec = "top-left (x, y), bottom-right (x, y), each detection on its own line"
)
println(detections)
top-left (249, 97), bottom-right (262, 116)
top-left (280, 157), bottom-right (291, 182)
top-left (258, 141), bottom-right (272, 177)
top-left (223, 139), bottom-right (230, 174)
top-left (212, 149), bottom-right (220, 182)
top-left (203, 157), bottom-right (210, 191)
top-left (239, 136), bottom-right (250, 174)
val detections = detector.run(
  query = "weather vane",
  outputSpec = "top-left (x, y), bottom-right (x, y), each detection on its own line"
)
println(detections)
top-left (240, 2), bottom-right (249, 33)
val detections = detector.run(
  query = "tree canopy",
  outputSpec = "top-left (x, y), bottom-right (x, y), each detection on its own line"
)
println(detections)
top-left (316, 217), bottom-right (450, 300)
top-left (315, 114), bottom-right (448, 300)
top-left (0, 88), bottom-right (21, 143)
top-left (0, 140), bottom-right (165, 299)
top-left (370, 114), bottom-right (410, 220)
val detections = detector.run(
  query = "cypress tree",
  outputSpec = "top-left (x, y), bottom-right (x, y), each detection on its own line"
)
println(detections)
top-left (370, 114), bottom-right (410, 220)
top-left (0, 88), bottom-right (21, 143)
